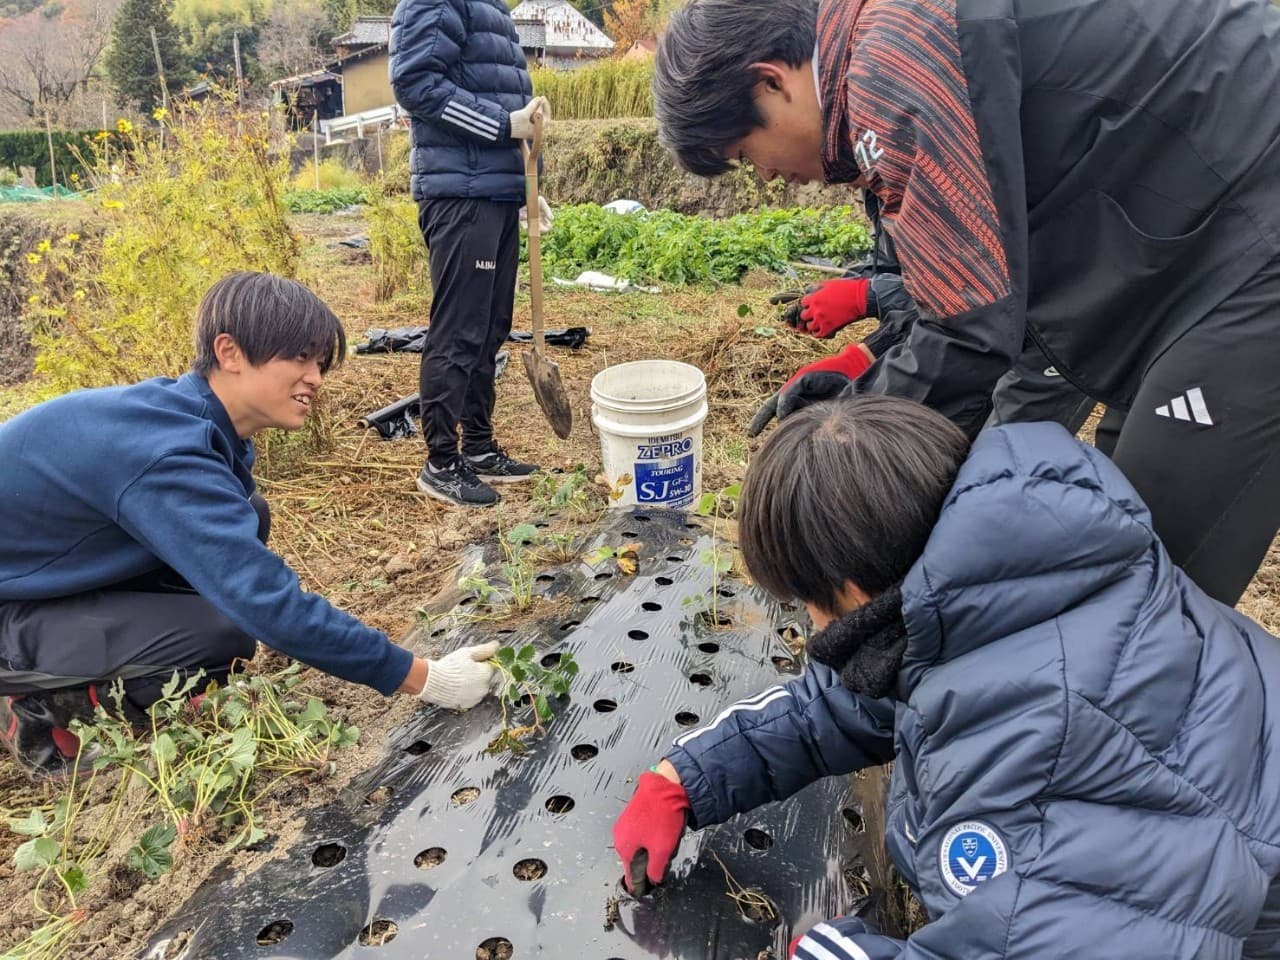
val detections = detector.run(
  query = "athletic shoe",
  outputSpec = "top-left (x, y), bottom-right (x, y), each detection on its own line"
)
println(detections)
top-left (416, 457), bottom-right (500, 507)
top-left (464, 446), bottom-right (540, 484)
top-left (0, 690), bottom-right (101, 780)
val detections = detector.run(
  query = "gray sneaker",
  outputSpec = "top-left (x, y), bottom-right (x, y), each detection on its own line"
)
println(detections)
top-left (464, 446), bottom-right (540, 484)
top-left (416, 457), bottom-right (500, 507)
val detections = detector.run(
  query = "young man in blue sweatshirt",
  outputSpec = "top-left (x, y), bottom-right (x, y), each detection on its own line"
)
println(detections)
top-left (0, 272), bottom-right (497, 778)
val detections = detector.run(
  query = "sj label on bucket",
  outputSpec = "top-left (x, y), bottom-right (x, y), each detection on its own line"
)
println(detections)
top-left (634, 434), bottom-right (696, 508)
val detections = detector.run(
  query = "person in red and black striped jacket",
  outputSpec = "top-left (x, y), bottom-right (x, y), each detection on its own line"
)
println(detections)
top-left (654, 0), bottom-right (1280, 608)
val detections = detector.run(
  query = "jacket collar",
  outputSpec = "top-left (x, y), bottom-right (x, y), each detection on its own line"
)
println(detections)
top-left (816, 0), bottom-right (871, 183)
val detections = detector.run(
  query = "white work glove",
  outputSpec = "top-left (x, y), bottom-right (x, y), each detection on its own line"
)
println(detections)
top-left (419, 640), bottom-right (500, 710)
top-left (509, 96), bottom-right (550, 140)
top-left (520, 196), bottom-right (554, 232)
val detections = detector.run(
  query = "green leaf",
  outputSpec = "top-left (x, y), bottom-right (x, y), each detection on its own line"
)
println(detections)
top-left (695, 492), bottom-right (717, 516)
top-left (153, 732), bottom-right (177, 766)
top-left (517, 644), bottom-right (536, 661)
top-left (14, 836), bottom-right (60, 871)
top-left (226, 727), bottom-right (256, 772)
top-left (534, 694), bottom-right (551, 722)
top-left (562, 660), bottom-right (580, 678)
top-left (61, 865), bottom-right (88, 894)
top-left (507, 523), bottom-right (538, 544)
top-left (336, 725), bottom-right (360, 749)
top-left (495, 646), bottom-right (516, 666)
top-left (126, 823), bottom-right (176, 880)
top-left (8, 809), bottom-right (48, 837)
top-left (298, 698), bottom-right (326, 727)
top-left (510, 663), bottom-right (528, 683)
top-left (736, 303), bottom-right (752, 317)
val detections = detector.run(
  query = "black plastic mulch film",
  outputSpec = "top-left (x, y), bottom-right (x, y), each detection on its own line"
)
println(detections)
top-left (148, 510), bottom-right (870, 960)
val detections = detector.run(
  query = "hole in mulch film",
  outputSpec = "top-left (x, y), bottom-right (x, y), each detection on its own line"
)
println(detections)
top-left (545, 795), bottom-right (575, 815)
top-left (536, 574), bottom-right (556, 584)
top-left (611, 661), bottom-right (635, 674)
top-left (641, 601), bottom-right (662, 612)
top-left (717, 587), bottom-right (737, 599)
top-left (513, 858), bottom-right (547, 880)
top-left (744, 828), bottom-right (774, 850)
top-left (778, 625), bottom-right (804, 646)
top-left (621, 530), bottom-right (639, 539)
top-left (255, 920), bottom-right (293, 946)
top-left (364, 785), bottom-right (393, 806)
top-left (459, 596), bottom-right (476, 607)
top-left (415, 847), bottom-right (448, 869)
top-left (735, 891), bottom-right (779, 925)
top-left (404, 739), bottom-right (432, 755)
top-left (634, 514), bottom-right (651, 522)
top-left (581, 595), bottom-right (601, 604)
top-left (311, 843), bottom-right (346, 868)
top-left (430, 628), bottom-right (448, 638)
top-left (710, 614), bottom-right (733, 627)
top-left (684, 521), bottom-right (702, 530)
top-left (698, 641), bottom-right (720, 654)
top-left (512, 693), bottom-right (535, 708)
top-left (560, 620), bottom-right (581, 631)
top-left (540, 652), bottom-right (563, 668)
top-left (675, 711), bottom-right (700, 727)
top-left (594, 698), bottom-right (618, 713)
top-left (844, 862), bottom-right (873, 898)
top-left (678, 538), bottom-right (694, 546)
top-left (771, 656), bottom-right (797, 673)
top-left (451, 787), bottom-right (480, 806)
top-left (496, 628), bottom-right (516, 635)
top-left (655, 576), bottom-right (674, 586)
top-left (476, 937), bottom-right (513, 960)
top-left (666, 554), bottom-right (686, 563)
top-left (162, 928), bottom-right (192, 958)
top-left (359, 919), bottom-right (399, 946)
top-left (841, 807), bottom-right (865, 833)
top-left (594, 572), bottom-right (614, 581)
top-left (571, 743), bottom-right (598, 761)
top-left (628, 629), bottom-right (649, 641)
top-left (534, 520), bottom-right (550, 529)
top-left (688, 672), bottom-right (712, 687)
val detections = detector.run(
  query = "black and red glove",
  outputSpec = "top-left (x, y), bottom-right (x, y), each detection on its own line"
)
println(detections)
top-left (613, 770), bottom-right (691, 894)
top-left (775, 278), bottom-right (873, 339)
top-left (747, 344), bottom-right (874, 437)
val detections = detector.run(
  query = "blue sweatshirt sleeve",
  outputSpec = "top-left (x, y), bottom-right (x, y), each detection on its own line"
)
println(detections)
top-left (114, 451), bottom-right (414, 695)
top-left (665, 663), bottom-right (896, 829)
top-left (390, 0), bottom-right (513, 144)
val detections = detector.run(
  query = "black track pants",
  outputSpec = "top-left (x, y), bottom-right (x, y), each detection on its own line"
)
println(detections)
top-left (0, 496), bottom-right (270, 710)
top-left (417, 196), bottom-right (521, 464)
top-left (1108, 258), bottom-right (1280, 606)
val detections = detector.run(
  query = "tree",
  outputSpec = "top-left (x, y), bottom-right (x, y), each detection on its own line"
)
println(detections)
top-left (104, 0), bottom-right (188, 109)
top-left (257, 0), bottom-right (330, 81)
top-left (603, 0), bottom-right (654, 52)
top-left (0, 0), bottom-right (120, 123)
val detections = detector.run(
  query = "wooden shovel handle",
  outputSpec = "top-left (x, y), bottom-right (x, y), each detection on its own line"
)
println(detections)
top-left (521, 112), bottom-right (545, 354)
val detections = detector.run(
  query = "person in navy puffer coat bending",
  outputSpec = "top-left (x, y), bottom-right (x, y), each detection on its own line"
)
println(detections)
top-left (389, 0), bottom-right (551, 507)
top-left (614, 393), bottom-right (1280, 958)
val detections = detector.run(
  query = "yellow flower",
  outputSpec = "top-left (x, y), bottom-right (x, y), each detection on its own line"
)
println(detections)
top-left (72, 289), bottom-right (86, 301)
top-left (94, 131), bottom-right (111, 141)
top-left (101, 199), bottom-right (123, 210)
top-left (116, 118), bottom-right (133, 135)
top-left (25, 252), bottom-right (41, 264)
top-left (69, 172), bottom-right (80, 183)
top-left (35, 239), bottom-right (51, 253)
top-left (62, 233), bottom-right (79, 243)
top-left (152, 107), bottom-right (168, 122)
top-left (26, 294), bottom-right (39, 304)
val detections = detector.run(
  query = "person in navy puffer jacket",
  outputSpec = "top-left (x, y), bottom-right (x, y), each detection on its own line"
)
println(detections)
top-left (389, 0), bottom-right (551, 507)
top-left (614, 394), bottom-right (1280, 958)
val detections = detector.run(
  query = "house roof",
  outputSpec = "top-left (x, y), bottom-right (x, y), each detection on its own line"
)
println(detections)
top-left (510, 0), bottom-right (614, 51)
top-left (270, 70), bottom-right (343, 91)
top-left (331, 16), bottom-right (391, 48)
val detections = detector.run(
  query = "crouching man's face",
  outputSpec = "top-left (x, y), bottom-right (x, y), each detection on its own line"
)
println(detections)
top-left (210, 332), bottom-right (323, 437)
top-left (728, 61), bottom-right (827, 185)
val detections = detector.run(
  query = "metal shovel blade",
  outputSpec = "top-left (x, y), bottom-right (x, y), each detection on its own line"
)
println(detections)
top-left (522, 349), bottom-right (573, 439)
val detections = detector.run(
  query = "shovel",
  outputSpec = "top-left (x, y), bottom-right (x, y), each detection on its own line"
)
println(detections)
top-left (520, 113), bottom-right (573, 440)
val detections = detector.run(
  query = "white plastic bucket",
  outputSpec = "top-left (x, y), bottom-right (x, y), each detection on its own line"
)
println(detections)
top-left (591, 360), bottom-right (709, 510)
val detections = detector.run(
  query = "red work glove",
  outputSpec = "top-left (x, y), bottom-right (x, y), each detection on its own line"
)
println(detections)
top-left (613, 771), bottom-right (691, 893)
top-left (780, 278), bottom-right (872, 339)
top-left (747, 343), bottom-right (874, 437)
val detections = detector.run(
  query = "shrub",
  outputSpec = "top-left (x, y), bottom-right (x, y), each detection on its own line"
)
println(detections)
top-left (22, 102), bottom-right (301, 396)
top-left (290, 156), bottom-right (368, 193)
top-left (367, 193), bottom-right (427, 302)
top-left (530, 60), bottom-right (653, 120)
